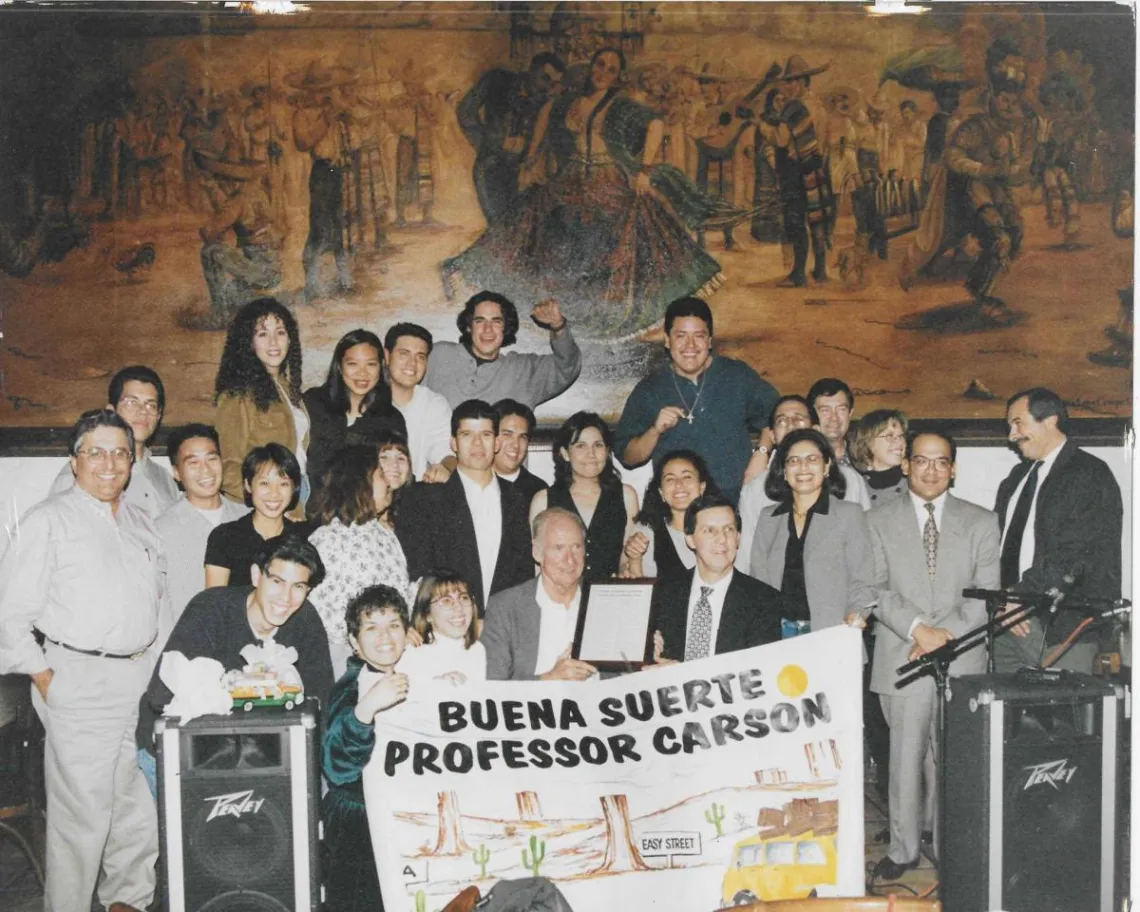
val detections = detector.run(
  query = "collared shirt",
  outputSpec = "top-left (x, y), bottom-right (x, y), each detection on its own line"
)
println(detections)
top-left (49, 450), bottom-right (179, 519)
top-left (685, 568), bottom-right (734, 660)
top-left (457, 469), bottom-right (503, 608)
top-left (394, 384), bottom-right (453, 477)
top-left (0, 486), bottom-right (164, 675)
top-left (910, 489), bottom-right (948, 535)
top-left (533, 579), bottom-right (582, 676)
top-left (156, 496), bottom-right (250, 648)
top-left (736, 464), bottom-right (869, 573)
top-left (1000, 440), bottom-right (1064, 580)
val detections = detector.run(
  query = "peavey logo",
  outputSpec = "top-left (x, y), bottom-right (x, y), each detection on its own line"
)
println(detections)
top-left (203, 789), bottom-right (266, 822)
top-left (1023, 759), bottom-right (1077, 791)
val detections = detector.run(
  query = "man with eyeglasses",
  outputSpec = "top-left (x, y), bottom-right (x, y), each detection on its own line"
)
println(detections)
top-left (861, 431), bottom-right (1000, 881)
top-left (735, 394), bottom-right (869, 574)
top-left (49, 365), bottom-right (179, 518)
top-left (0, 408), bottom-right (167, 912)
top-left (423, 291), bottom-right (582, 411)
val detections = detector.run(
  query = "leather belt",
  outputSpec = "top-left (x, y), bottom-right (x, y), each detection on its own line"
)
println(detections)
top-left (41, 635), bottom-right (149, 661)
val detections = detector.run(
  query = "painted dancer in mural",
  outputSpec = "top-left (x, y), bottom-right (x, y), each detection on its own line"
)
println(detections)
top-left (759, 56), bottom-right (836, 288)
top-left (458, 51), bottom-right (566, 222)
top-left (196, 152), bottom-right (283, 328)
top-left (290, 62), bottom-right (356, 302)
top-left (443, 46), bottom-right (753, 339)
top-left (902, 40), bottom-right (1038, 319)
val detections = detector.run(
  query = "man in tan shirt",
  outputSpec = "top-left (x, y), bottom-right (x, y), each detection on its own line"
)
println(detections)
top-left (0, 408), bottom-right (164, 912)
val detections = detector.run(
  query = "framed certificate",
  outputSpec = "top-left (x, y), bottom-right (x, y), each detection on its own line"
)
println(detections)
top-left (572, 580), bottom-right (656, 673)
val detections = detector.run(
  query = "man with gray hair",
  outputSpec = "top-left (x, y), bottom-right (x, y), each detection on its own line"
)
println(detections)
top-left (0, 408), bottom-right (164, 912)
top-left (482, 507), bottom-right (597, 681)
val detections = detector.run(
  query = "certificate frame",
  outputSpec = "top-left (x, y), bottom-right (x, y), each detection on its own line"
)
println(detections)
top-left (571, 579), bottom-right (656, 673)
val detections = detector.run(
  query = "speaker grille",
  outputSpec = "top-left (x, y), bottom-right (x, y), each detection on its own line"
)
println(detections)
top-left (188, 787), bottom-right (292, 886)
top-left (197, 890), bottom-right (292, 912)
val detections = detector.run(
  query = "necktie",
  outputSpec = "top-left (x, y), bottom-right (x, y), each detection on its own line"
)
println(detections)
top-left (923, 502), bottom-right (938, 581)
top-left (686, 586), bottom-right (714, 661)
top-left (1000, 461), bottom-right (1042, 588)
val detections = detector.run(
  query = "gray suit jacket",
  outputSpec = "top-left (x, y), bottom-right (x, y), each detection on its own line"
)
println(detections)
top-left (749, 494), bottom-right (876, 631)
top-left (482, 577), bottom-right (544, 681)
top-left (868, 493), bottom-right (1001, 695)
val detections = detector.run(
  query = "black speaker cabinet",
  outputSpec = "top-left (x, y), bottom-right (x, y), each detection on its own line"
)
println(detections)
top-left (156, 707), bottom-right (321, 912)
top-left (941, 672), bottom-right (1121, 912)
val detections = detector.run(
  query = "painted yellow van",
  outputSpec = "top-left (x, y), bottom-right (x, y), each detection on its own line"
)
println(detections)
top-left (721, 829), bottom-right (837, 905)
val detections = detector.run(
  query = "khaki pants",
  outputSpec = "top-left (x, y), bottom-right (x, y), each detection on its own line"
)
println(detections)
top-left (32, 643), bottom-right (157, 912)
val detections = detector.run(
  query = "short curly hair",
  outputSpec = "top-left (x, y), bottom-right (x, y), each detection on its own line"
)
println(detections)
top-left (215, 298), bottom-right (303, 412)
top-left (345, 584), bottom-right (409, 640)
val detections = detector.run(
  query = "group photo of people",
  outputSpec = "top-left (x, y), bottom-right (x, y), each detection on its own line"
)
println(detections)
top-left (0, 3), bottom-right (1133, 912)
top-left (0, 278), bottom-right (1127, 910)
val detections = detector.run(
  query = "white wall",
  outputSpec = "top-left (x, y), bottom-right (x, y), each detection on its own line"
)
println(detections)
top-left (5, 445), bottom-right (1126, 601)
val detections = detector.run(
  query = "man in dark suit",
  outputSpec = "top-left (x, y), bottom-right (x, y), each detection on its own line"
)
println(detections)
top-left (483, 507), bottom-right (597, 681)
top-left (652, 493), bottom-right (783, 662)
top-left (866, 431), bottom-right (1000, 881)
top-left (994, 387), bottom-right (1123, 673)
top-left (493, 398), bottom-right (548, 505)
top-left (396, 399), bottom-right (533, 616)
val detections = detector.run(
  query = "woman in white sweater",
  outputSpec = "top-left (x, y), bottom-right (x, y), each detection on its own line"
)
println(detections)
top-left (398, 571), bottom-right (486, 684)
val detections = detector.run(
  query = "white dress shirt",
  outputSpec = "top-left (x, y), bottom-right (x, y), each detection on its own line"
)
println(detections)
top-left (457, 470), bottom-right (503, 608)
top-left (1000, 441), bottom-right (1064, 580)
top-left (533, 581), bottom-right (582, 677)
top-left (684, 569), bottom-right (734, 660)
top-left (394, 384), bottom-right (453, 478)
top-left (905, 489), bottom-right (947, 639)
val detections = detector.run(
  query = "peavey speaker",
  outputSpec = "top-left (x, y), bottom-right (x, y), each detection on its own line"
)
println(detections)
top-left (941, 672), bottom-right (1120, 912)
top-left (156, 707), bottom-right (321, 912)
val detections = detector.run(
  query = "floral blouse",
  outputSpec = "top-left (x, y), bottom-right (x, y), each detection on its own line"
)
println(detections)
top-left (307, 518), bottom-right (411, 648)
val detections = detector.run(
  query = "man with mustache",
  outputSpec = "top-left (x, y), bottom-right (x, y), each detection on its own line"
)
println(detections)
top-left (994, 387), bottom-right (1123, 673)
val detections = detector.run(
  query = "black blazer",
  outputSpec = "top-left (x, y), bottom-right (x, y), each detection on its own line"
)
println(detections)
top-left (501, 465), bottom-right (548, 505)
top-left (652, 568), bottom-right (783, 661)
top-left (994, 439), bottom-right (1123, 640)
top-left (302, 386), bottom-right (407, 496)
top-left (395, 472), bottom-right (533, 616)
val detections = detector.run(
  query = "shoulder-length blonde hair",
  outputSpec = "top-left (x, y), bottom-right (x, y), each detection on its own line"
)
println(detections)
top-left (849, 409), bottom-right (909, 472)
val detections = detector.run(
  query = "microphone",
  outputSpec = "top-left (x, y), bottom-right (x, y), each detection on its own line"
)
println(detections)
top-left (1045, 573), bottom-right (1078, 620)
top-left (1094, 603), bottom-right (1131, 620)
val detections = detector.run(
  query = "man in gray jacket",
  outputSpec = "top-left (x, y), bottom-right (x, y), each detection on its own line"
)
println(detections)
top-left (866, 430), bottom-right (1000, 881)
top-left (424, 291), bottom-right (581, 410)
top-left (482, 507), bottom-right (596, 682)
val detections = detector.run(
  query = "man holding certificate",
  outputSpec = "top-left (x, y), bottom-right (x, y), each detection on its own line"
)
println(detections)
top-left (483, 507), bottom-right (598, 681)
top-left (652, 493), bottom-right (784, 662)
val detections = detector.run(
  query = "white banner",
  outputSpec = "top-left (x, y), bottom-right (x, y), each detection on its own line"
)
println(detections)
top-left (365, 625), bottom-right (865, 911)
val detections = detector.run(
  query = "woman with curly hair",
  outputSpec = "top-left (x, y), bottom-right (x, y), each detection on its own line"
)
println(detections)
top-left (303, 329), bottom-right (406, 501)
top-left (529, 411), bottom-right (638, 582)
top-left (215, 297), bottom-right (311, 513)
top-left (619, 449), bottom-right (713, 580)
top-left (307, 444), bottom-right (410, 676)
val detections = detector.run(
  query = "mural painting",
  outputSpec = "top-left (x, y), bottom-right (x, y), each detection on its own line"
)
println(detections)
top-left (0, 2), bottom-right (1132, 428)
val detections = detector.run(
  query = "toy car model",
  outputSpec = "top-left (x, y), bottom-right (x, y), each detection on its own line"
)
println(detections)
top-left (222, 665), bottom-right (304, 711)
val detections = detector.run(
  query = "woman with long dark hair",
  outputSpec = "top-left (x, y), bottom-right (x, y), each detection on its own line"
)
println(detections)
top-left (529, 411), bottom-right (638, 582)
top-left (307, 445), bottom-right (410, 676)
top-left (371, 429), bottom-right (412, 531)
top-left (749, 428), bottom-right (875, 637)
top-left (442, 47), bottom-right (751, 338)
top-left (215, 297), bottom-right (310, 514)
top-left (619, 449), bottom-right (714, 580)
top-left (304, 329), bottom-right (406, 501)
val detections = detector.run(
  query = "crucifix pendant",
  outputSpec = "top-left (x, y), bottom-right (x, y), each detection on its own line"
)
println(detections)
top-left (685, 412), bottom-right (694, 424)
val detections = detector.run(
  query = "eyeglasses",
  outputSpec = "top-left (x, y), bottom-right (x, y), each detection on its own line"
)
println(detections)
top-left (118, 397), bottom-right (161, 415)
top-left (773, 414), bottom-right (812, 429)
top-left (78, 447), bottom-right (132, 463)
top-left (875, 433), bottom-right (906, 443)
top-left (910, 456), bottom-right (953, 472)
top-left (431, 593), bottom-right (474, 609)
top-left (785, 454), bottom-right (824, 468)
